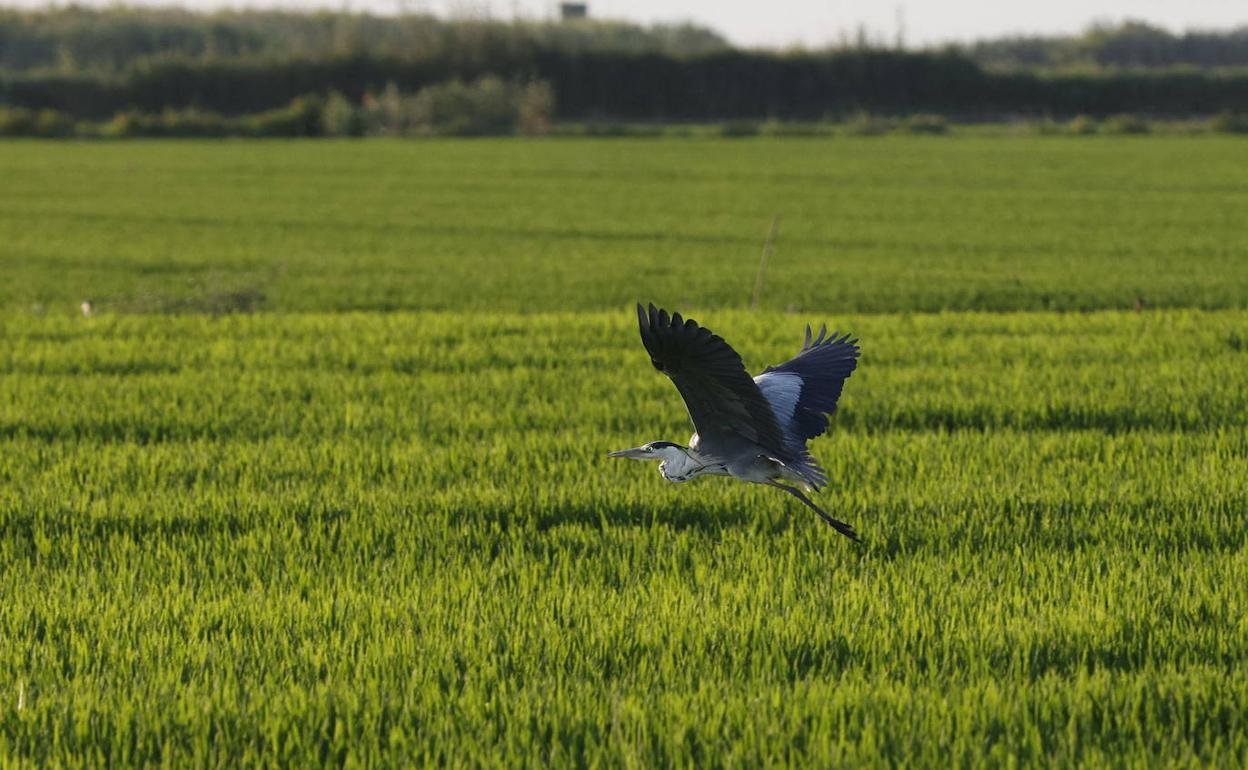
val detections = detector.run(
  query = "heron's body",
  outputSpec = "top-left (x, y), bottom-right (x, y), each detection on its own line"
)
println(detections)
top-left (650, 441), bottom-right (805, 485)
top-left (610, 304), bottom-right (862, 540)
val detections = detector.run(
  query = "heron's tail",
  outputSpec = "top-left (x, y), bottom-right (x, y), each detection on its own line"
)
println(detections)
top-left (770, 453), bottom-right (828, 491)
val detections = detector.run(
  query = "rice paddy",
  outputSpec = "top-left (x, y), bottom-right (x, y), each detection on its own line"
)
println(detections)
top-left (0, 137), bottom-right (1245, 768)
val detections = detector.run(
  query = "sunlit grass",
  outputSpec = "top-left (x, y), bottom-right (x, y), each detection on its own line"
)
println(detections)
top-left (1, 309), bottom-right (1246, 768)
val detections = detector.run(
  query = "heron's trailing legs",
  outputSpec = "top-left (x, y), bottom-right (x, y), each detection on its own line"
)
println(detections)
top-left (767, 481), bottom-right (860, 541)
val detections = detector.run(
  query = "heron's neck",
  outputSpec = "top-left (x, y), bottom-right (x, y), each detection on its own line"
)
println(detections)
top-left (658, 446), bottom-right (713, 482)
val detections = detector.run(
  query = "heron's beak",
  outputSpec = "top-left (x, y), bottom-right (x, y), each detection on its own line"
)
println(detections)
top-left (607, 446), bottom-right (649, 460)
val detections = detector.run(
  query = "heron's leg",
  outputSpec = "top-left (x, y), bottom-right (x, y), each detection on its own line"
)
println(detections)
top-left (766, 481), bottom-right (860, 542)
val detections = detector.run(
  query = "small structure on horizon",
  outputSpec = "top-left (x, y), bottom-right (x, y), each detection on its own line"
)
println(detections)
top-left (559, 3), bottom-right (587, 20)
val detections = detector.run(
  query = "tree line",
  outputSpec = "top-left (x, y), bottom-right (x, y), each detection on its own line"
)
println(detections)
top-left (0, 7), bottom-right (728, 74)
top-left (960, 21), bottom-right (1248, 71)
top-left (4, 50), bottom-right (1248, 122)
top-left (3, 9), bottom-right (1248, 123)
top-left (6, 9), bottom-right (1248, 76)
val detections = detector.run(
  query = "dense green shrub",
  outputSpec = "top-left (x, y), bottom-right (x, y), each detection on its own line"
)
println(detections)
top-left (102, 110), bottom-right (142, 138)
top-left (357, 82), bottom-right (405, 136)
top-left (33, 108), bottom-right (74, 137)
top-left (364, 77), bottom-right (556, 137)
top-left (97, 100), bottom-right (320, 138)
top-left (407, 76), bottom-right (516, 136)
top-left (843, 112), bottom-right (895, 136)
top-left (102, 106), bottom-right (272, 138)
top-left (1210, 111), bottom-right (1248, 133)
top-left (757, 119), bottom-right (832, 137)
top-left (0, 107), bottom-right (35, 136)
top-left (244, 96), bottom-right (323, 137)
top-left (1028, 118), bottom-right (1063, 135)
top-left (902, 113), bottom-right (949, 134)
top-left (1102, 113), bottom-right (1151, 134)
top-left (718, 120), bottom-right (759, 137)
top-left (0, 106), bottom-right (78, 136)
top-left (1067, 115), bottom-right (1100, 135)
top-left (517, 80), bottom-right (555, 137)
top-left (2, 84), bottom-right (556, 139)
top-left (152, 108), bottom-right (230, 137)
top-left (321, 91), bottom-right (363, 137)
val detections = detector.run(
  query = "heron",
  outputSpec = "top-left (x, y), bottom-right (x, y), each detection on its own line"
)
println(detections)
top-left (609, 303), bottom-right (862, 540)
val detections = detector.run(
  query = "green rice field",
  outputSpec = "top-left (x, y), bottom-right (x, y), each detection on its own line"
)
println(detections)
top-left (1, 138), bottom-right (1246, 768)
top-left (2, 138), bottom-right (1247, 315)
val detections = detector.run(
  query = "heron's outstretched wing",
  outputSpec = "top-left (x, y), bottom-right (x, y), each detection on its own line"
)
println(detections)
top-left (636, 303), bottom-right (786, 457)
top-left (756, 325), bottom-right (859, 443)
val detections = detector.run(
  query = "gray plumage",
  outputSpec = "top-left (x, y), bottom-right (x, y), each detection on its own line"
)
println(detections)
top-left (610, 303), bottom-right (862, 540)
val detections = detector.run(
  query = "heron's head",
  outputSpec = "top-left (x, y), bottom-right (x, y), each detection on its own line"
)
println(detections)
top-left (607, 441), bottom-right (687, 463)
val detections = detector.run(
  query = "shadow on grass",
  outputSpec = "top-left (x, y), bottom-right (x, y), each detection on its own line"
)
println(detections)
top-left (1, 507), bottom-right (249, 553)
top-left (0, 504), bottom-right (360, 566)
top-left (459, 499), bottom-right (759, 534)
top-left (114, 286), bottom-right (266, 315)
top-left (837, 406), bottom-right (1243, 434)
top-left (0, 421), bottom-right (289, 444)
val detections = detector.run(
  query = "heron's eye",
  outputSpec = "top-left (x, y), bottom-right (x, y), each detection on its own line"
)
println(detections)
top-left (644, 446), bottom-right (654, 452)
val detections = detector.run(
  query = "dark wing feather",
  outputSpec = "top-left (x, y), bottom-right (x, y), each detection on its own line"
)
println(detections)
top-left (636, 303), bottom-right (787, 457)
top-left (761, 324), bottom-right (860, 442)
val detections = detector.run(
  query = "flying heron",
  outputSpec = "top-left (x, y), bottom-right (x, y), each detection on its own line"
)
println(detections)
top-left (609, 303), bottom-right (862, 540)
